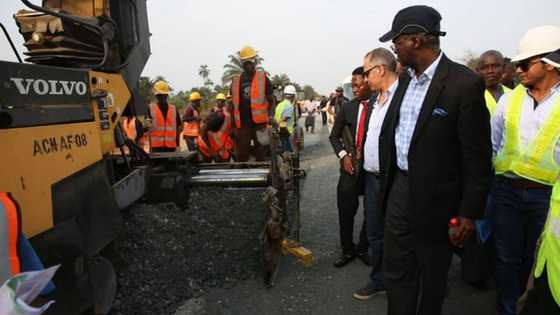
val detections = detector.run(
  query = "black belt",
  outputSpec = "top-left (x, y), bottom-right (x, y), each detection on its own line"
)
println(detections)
top-left (398, 168), bottom-right (409, 177)
top-left (366, 171), bottom-right (381, 178)
top-left (498, 175), bottom-right (550, 190)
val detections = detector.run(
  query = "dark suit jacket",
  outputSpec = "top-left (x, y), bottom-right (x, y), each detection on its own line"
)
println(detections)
top-left (378, 54), bottom-right (492, 240)
top-left (329, 97), bottom-right (376, 193)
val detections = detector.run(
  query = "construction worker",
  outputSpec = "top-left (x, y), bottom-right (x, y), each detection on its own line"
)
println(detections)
top-left (0, 192), bottom-right (21, 285)
top-left (490, 26), bottom-right (560, 315)
top-left (502, 57), bottom-right (517, 89)
top-left (230, 45), bottom-right (275, 162)
top-left (274, 85), bottom-right (296, 152)
top-left (122, 115), bottom-right (144, 146)
top-left (212, 93), bottom-right (227, 113)
top-left (196, 110), bottom-right (234, 162)
top-left (147, 80), bottom-right (181, 153)
top-left (183, 92), bottom-right (202, 151)
top-left (477, 50), bottom-right (512, 117)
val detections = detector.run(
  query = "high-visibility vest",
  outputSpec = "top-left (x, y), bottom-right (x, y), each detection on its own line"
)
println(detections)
top-left (123, 117), bottom-right (137, 141)
top-left (494, 85), bottom-right (560, 185)
top-left (485, 85), bottom-right (512, 117)
top-left (274, 99), bottom-right (294, 134)
top-left (0, 193), bottom-right (21, 285)
top-left (534, 181), bottom-right (560, 305)
top-left (231, 71), bottom-right (269, 128)
top-left (149, 103), bottom-right (178, 148)
top-left (196, 112), bottom-right (234, 160)
top-left (182, 106), bottom-right (200, 137)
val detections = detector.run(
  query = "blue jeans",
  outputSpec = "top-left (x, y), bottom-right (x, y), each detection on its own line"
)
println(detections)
top-left (364, 171), bottom-right (384, 289)
top-left (490, 176), bottom-right (551, 315)
top-left (280, 135), bottom-right (292, 152)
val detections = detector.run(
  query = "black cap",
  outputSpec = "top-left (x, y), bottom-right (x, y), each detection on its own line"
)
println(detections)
top-left (352, 66), bottom-right (364, 76)
top-left (335, 87), bottom-right (343, 92)
top-left (379, 5), bottom-right (446, 42)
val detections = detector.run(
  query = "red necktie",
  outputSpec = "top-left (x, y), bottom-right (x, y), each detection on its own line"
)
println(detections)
top-left (355, 101), bottom-right (368, 160)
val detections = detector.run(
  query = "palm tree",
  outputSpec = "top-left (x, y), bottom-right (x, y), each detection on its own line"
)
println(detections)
top-left (198, 65), bottom-right (210, 83)
top-left (271, 74), bottom-right (291, 90)
top-left (221, 51), bottom-right (265, 84)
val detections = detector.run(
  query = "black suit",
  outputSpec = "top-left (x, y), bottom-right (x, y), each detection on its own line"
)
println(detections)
top-left (378, 54), bottom-right (492, 315)
top-left (329, 97), bottom-right (374, 254)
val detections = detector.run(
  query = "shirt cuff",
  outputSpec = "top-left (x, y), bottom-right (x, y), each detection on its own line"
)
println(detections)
top-left (338, 150), bottom-right (348, 159)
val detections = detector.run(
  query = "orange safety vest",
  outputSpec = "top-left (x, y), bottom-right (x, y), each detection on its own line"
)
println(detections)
top-left (182, 106), bottom-right (200, 137)
top-left (231, 71), bottom-right (269, 128)
top-left (123, 117), bottom-right (137, 141)
top-left (149, 103), bottom-right (178, 148)
top-left (197, 112), bottom-right (234, 160)
top-left (0, 193), bottom-right (21, 284)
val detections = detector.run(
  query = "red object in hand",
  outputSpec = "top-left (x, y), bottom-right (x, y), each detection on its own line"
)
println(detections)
top-left (448, 217), bottom-right (459, 238)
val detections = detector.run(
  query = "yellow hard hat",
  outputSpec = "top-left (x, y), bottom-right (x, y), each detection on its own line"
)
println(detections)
top-left (153, 80), bottom-right (170, 95)
top-left (239, 45), bottom-right (257, 61)
top-left (189, 91), bottom-right (202, 101)
top-left (215, 93), bottom-right (226, 101)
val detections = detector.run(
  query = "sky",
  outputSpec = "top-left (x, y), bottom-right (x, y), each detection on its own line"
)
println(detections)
top-left (1, 0), bottom-right (559, 95)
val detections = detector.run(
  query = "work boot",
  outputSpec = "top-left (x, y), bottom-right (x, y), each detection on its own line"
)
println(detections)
top-left (353, 284), bottom-right (386, 300)
top-left (333, 252), bottom-right (356, 268)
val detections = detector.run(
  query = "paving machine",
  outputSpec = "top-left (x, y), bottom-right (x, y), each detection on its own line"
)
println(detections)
top-left (1, 0), bottom-right (311, 313)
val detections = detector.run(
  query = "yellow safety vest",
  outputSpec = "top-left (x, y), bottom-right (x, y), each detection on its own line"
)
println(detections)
top-left (484, 85), bottom-right (511, 117)
top-left (494, 85), bottom-right (560, 185)
top-left (534, 181), bottom-right (560, 305)
top-left (274, 99), bottom-right (294, 134)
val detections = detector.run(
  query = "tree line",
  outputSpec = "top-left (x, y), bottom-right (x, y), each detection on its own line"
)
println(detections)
top-left (139, 51), bottom-right (319, 112)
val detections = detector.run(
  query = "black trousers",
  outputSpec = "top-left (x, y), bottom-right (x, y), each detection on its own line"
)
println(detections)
top-left (321, 111), bottom-right (327, 125)
top-left (384, 171), bottom-right (453, 315)
top-left (337, 172), bottom-right (368, 254)
top-left (520, 269), bottom-right (559, 315)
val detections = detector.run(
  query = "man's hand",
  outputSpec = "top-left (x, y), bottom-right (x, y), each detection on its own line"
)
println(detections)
top-left (341, 154), bottom-right (354, 175)
top-left (450, 217), bottom-right (475, 247)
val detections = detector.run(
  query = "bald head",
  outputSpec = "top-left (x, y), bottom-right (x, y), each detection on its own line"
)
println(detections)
top-left (477, 50), bottom-right (505, 89)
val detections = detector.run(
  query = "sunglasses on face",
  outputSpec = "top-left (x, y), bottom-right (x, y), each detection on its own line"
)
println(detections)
top-left (363, 65), bottom-right (384, 78)
top-left (515, 59), bottom-right (542, 72)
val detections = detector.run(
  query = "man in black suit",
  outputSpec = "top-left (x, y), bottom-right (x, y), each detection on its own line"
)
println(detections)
top-left (377, 6), bottom-right (492, 315)
top-left (329, 67), bottom-right (373, 267)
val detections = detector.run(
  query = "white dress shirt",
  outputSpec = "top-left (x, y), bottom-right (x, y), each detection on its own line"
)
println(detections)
top-left (491, 82), bottom-right (560, 173)
top-left (363, 80), bottom-right (399, 173)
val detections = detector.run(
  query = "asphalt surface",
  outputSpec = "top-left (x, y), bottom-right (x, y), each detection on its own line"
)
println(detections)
top-left (187, 119), bottom-right (498, 315)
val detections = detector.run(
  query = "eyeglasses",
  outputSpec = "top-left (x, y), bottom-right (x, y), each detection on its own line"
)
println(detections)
top-left (363, 65), bottom-right (384, 78)
top-left (515, 59), bottom-right (542, 72)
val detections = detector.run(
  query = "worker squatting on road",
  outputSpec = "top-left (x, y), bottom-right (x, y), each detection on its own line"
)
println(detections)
top-left (196, 109), bottom-right (235, 163)
top-left (230, 46), bottom-right (276, 162)
top-left (325, 5), bottom-right (560, 315)
top-left (147, 80), bottom-right (182, 153)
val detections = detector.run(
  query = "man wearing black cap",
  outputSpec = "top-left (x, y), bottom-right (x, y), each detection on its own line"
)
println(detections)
top-left (377, 5), bottom-right (492, 315)
top-left (329, 67), bottom-right (373, 268)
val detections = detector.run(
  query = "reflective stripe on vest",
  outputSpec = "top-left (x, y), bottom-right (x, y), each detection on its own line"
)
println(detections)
top-left (231, 71), bottom-right (269, 128)
top-left (149, 103), bottom-right (177, 148)
top-left (123, 117), bottom-right (137, 140)
top-left (0, 193), bottom-right (21, 285)
top-left (197, 113), bottom-right (233, 159)
top-left (494, 85), bottom-right (560, 185)
top-left (485, 85), bottom-right (511, 117)
top-left (183, 107), bottom-right (200, 137)
top-left (534, 181), bottom-right (560, 305)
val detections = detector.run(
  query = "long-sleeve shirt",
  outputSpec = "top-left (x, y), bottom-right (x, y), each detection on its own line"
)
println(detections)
top-left (363, 79), bottom-right (399, 173)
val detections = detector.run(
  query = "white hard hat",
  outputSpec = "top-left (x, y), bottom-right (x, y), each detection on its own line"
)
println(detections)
top-left (284, 85), bottom-right (296, 95)
top-left (512, 25), bottom-right (560, 62)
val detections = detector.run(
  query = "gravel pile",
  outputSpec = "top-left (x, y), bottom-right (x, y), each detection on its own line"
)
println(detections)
top-left (110, 187), bottom-right (266, 315)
